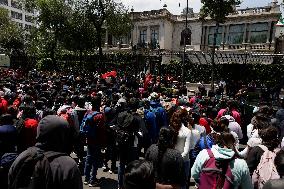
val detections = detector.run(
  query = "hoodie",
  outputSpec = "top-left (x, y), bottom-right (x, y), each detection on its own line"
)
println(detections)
top-left (191, 145), bottom-right (253, 189)
top-left (9, 115), bottom-right (83, 189)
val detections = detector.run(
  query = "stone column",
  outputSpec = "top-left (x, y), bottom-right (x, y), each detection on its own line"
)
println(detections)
top-left (159, 22), bottom-right (164, 49)
top-left (266, 21), bottom-right (272, 43)
top-left (204, 26), bottom-right (209, 51)
top-left (266, 21), bottom-right (272, 50)
top-left (201, 26), bottom-right (207, 51)
top-left (147, 26), bottom-right (151, 45)
top-left (224, 24), bottom-right (230, 50)
top-left (105, 29), bottom-right (108, 49)
top-left (243, 23), bottom-right (247, 44)
top-left (247, 23), bottom-right (251, 43)
top-left (270, 22), bottom-right (276, 51)
top-left (221, 25), bottom-right (226, 50)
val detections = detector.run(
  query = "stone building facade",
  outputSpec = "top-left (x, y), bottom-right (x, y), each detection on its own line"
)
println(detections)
top-left (105, 1), bottom-right (281, 55)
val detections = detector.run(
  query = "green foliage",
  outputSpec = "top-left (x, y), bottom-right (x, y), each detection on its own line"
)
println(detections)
top-left (61, 7), bottom-right (97, 53)
top-left (105, 2), bottom-right (132, 41)
top-left (200, 0), bottom-right (241, 23)
top-left (163, 62), bottom-right (284, 87)
top-left (84, 0), bottom-right (132, 58)
top-left (20, 0), bottom-right (132, 67)
top-left (0, 7), bottom-right (24, 55)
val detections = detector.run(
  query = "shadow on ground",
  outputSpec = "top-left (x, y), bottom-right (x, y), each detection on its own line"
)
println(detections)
top-left (99, 177), bottom-right (117, 189)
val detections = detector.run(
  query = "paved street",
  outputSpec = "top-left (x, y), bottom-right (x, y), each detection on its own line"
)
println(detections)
top-left (82, 168), bottom-right (117, 189)
top-left (82, 163), bottom-right (197, 189)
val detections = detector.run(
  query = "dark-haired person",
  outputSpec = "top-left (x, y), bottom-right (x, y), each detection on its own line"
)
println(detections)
top-left (83, 96), bottom-right (106, 187)
top-left (238, 111), bottom-right (271, 158)
top-left (8, 115), bottom-right (83, 189)
top-left (170, 109), bottom-right (192, 189)
top-left (263, 150), bottom-right (284, 189)
top-left (123, 160), bottom-right (156, 189)
top-left (145, 127), bottom-right (186, 189)
top-left (117, 98), bottom-right (144, 189)
top-left (16, 105), bottom-right (38, 153)
top-left (247, 126), bottom-right (281, 175)
top-left (191, 132), bottom-right (252, 189)
top-left (0, 114), bottom-right (17, 158)
top-left (0, 114), bottom-right (18, 189)
top-left (217, 100), bottom-right (241, 125)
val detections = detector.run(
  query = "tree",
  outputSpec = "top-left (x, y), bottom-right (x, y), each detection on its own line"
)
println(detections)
top-left (0, 8), bottom-right (24, 55)
top-left (23, 0), bottom-right (73, 66)
top-left (37, 0), bottom-right (72, 66)
top-left (106, 3), bottom-right (132, 45)
top-left (200, 0), bottom-right (241, 90)
top-left (61, 5), bottom-right (97, 65)
top-left (84, 0), bottom-right (131, 68)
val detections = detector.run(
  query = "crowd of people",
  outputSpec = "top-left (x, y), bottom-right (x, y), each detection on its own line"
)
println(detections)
top-left (0, 68), bottom-right (284, 189)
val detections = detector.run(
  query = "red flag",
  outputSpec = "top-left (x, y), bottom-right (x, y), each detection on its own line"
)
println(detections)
top-left (101, 71), bottom-right (117, 79)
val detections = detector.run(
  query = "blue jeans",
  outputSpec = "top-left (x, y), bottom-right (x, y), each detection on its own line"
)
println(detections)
top-left (84, 145), bottom-right (102, 182)
top-left (118, 146), bottom-right (139, 188)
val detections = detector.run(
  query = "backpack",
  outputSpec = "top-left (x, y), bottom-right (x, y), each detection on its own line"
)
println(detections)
top-left (144, 110), bottom-right (158, 144)
top-left (9, 147), bottom-right (66, 189)
top-left (80, 111), bottom-right (101, 138)
top-left (116, 111), bottom-right (134, 147)
top-left (191, 134), bottom-right (214, 159)
top-left (252, 145), bottom-right (280, 189)
top-left (199, 149), bottom-right (234, 189)
top-left (150, 106), bottom-right (167, 129)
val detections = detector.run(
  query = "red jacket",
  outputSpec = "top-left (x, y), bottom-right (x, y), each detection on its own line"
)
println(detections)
top-left (0, 98), bottom-right (8, 114)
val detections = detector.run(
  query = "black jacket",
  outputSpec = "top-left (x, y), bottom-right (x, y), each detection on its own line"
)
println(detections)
top-left (145, 144), bottom-right (185, 186)
top-left (8, 115), bottom-right (83, 189)
top-left (246, 146), bottom-right (265, 175)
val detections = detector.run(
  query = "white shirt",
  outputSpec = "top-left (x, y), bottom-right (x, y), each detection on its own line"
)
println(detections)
top-left (194, 124), bottom-right (206, 135)
top-left (175, 125), bottom-right (192, 161)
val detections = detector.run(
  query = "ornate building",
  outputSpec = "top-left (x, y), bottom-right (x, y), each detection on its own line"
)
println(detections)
top-left (105, 1), bottom-right (281, 54)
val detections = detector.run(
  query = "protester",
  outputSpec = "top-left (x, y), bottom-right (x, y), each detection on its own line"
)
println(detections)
top-left (146, 127), bottom-right (186, 189)
top-left (263, 150), bottom-right (284, 189)
top-left (83, 96), bottom-right (106, 187)
top-left (0, 114), bottom-right (18, 189)
top-left (1, 67), bottom-right (284, 189)
top-left (170, 109), bottom-right (192, 189)
top-left (191, 132), bottom-right (253, 189)
top-left (8, 115), bottom-right (83, 189)
top-left (247, 126), bottom-right (281, 189)
top-left (123, 160), bottom-right (156, 189)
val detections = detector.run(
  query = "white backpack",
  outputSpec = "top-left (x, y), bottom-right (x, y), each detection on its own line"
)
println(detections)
top-left (252, 145), bottom-right (280, 189)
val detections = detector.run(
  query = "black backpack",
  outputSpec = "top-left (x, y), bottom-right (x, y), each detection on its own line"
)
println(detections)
top-left (9, 147), bottom-right (66, 189)
top-left (116, 111), bottom-right (134, 147)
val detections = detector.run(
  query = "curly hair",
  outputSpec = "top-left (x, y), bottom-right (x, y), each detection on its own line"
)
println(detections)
top-left (259, 126), bottom-right (280, 151)
top-left (170, 109), bottom-right (189, 144)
